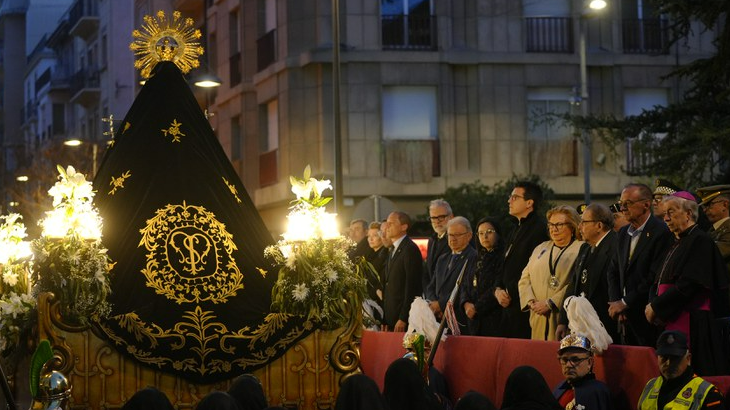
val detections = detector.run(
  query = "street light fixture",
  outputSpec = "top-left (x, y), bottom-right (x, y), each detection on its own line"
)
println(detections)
top-left (193, 72), bottom-right (222, 88)
top-left (579, 0), bottom-right (607, 204)
top-left (16, 175), bottom-right (29, 182)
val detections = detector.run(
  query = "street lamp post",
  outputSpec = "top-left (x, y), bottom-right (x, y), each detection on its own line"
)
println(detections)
top-left (579, 0), bottom-right (607, 204)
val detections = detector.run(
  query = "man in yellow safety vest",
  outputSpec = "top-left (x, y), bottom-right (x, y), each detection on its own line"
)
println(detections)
top-left (638, 330), bottom-right (725, 410)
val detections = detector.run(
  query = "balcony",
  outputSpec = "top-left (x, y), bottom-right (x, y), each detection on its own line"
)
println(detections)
top-left (68, 0), bottom-right (99, 39)
top-left (257, 29), bottom-right (276, 72)
top-left (69, 67), bottom-right (100, 107)
top-left (50, 66), bottom-right (71, 92)
top-left (525, 17), bottom-right (574, 53)
top-left (382, 14), bottom-right (437, 50)
top-left (622, 18), bottom-right (669, 54)
top-left (20, 100), bottom-right (38, 124)
top-left (625, 137), bottom-right (656, 175)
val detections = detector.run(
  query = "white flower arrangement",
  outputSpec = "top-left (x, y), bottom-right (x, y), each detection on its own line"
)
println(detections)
top-left (266, 166), bottom-right (367, 329)
top-left (31, 165), bottom-right (112, 326)
top-left (0, 214), bottom-right (35, 355)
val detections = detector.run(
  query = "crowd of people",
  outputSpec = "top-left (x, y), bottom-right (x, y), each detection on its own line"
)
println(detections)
top-left (343, 179), bottom-right (730, 409)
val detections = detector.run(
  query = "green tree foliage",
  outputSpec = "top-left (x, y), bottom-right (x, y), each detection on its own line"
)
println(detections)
top-left (441, 175), bottom-right (555, 237)
top-left (564, 0), bottom-right (730, 188)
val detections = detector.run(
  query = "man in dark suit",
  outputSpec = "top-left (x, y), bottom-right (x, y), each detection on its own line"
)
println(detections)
top-left (494, 181), bottom-right (549, 339)
top-left (607, 183), bottom-right (672, 346)
top-left (425, 216), bottom-right (476, 334)
top-left (425, 199), bottom-right (454, 293)
top-left (557, 203), bottom-right (619, 342)
top-left (382, 211), bottom-right (424, 332)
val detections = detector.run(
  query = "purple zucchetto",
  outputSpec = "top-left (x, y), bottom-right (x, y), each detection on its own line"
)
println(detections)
top-left (670, 191), bottom-right (696, 202)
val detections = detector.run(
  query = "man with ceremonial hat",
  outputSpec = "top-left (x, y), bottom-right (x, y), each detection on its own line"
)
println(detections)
top-left (638, 330), bottom-right (726, 410)
top-left (697, 185), bottom-right (730, 274)
top-left (552, 334), bottom-right (613, 410)
top-left (653, 179), bottom-right (682, 219)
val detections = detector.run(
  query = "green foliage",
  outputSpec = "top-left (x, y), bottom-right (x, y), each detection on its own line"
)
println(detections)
top-left (29, 340), bottom-right (53, 398)
top-left (442, 175), bottom-right (555, 236)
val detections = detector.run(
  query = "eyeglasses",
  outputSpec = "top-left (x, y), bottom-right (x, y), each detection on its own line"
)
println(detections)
top-left (618, 198), bottom-right (650, 209)
top-left (579, 220), bottom-right (599, 225)
top-left (478, 229), bottom-right (496, 237)
top-left (547, 222), bottom-right (570, 230)
top-left (508, 194), bottom-right (524, 201)
top-left (448, 232), bottom-right (470, 239)
top-left (430, 214), bottom-right (449, 222)
top-left (558, 356), bottom-right (590, 366)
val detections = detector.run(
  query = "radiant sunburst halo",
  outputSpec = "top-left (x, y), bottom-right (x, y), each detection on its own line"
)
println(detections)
top-left (130, 10), bottom-right (204, 78)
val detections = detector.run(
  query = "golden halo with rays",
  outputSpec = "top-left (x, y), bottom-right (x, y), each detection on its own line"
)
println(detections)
top-left (130, 10), bottom-right (204, 79)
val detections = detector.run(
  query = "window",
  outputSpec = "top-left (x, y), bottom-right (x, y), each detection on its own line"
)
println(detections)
top-left (258, 100), bottom-right (278, 186)
top-left (625, 88), bottom-right (668, 174)
top-left (231, 116), bottom-right (242, 161)
top-left (381, 86), bottom-right (439, 181)
top-left (382, 86), bottom-right (437, 140)
top-left (621, 0), bottom-right (668, 54)
top-left (526, 88), bottom-right (576, 176)
top-left (52, 104), bottom-right (65, 135)
top-left (256, 0), bottom-right (277, 71)
top-left (229, 9), bottom-right (242, 86)
top-left (523, 0), bottom-right (572, 53)
top-left (526, 88), bottom-right (572, 140)
top-left (381, 0), bottom-right (435, 50)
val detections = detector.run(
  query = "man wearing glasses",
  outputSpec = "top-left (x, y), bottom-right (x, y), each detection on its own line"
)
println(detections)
top-left (553, 334), bottom-right (612, 410)
top-left (425, 199), bottom-right (454, 294)
top-left (494, 181), bottom-right (549, 339)
top-left (425, 216), bottom-right (475, 334)
top-left (697, 185), bottom-right (730, 277)
top-left (556, 203), bottom-right (619, 342)
top-left (607, 183), bottom-right (672, 346)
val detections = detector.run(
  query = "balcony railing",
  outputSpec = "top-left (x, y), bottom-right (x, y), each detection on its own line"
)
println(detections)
top-left (382, 14), bottom-right (437, 50)
top-left (625, 137), bottom-right (656, 175)
top-left (68, 0), bottom-right (99, 39)
top-left (622, 18), bottom-right (669, 54)
top-left (257, 29), bottom-right (276, 72)
top-left (525, 17), bottom-right (574, 53)
top-left (70, 66), bottom-right (100, 106)
top-left (230, 52), bottom-right (242, 86)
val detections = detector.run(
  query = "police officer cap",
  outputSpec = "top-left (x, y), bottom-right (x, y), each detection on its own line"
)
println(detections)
top-left (655, 330), bottom-right (688, 356)
top-left (654, 179), bottom-right (682, 196)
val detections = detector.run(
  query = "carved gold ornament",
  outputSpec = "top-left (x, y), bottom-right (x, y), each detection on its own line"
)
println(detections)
top-left (130, 10), bottom-right (203, 79)
top-left (139, 201), bottom-right (244, 304)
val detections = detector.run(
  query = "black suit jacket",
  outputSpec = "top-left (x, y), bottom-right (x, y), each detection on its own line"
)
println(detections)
top-left (495, 211), bottom-right (549, 338)
top-left (426, 246), bottom-right (477, 311)
top-left (382, 236), bottom-right (424, 327)
top-left (559, 231), bottom-right (619, 341)
top-left (425, 234), bottom-right (450, 293)
top-left (607, 215), bottom-right (672, 345)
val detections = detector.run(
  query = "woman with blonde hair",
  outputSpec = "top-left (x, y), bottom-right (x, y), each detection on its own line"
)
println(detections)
top-left (518, 206), bottom-right (584, 340)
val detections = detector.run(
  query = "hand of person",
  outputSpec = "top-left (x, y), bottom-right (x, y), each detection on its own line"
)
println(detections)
top-left (394, 320), bottom-right (407, 332)
top-left (608, 300), bottom-right (627, 319)
top-left (530, 300), bottom-right (551, 316)
top-left (464, 302), bottom-right (477, 319)
top-left (644, 303), bottom-right (662, 325)
top-left (495, 289), bottom-right (511, 307)
top-left (555, 324), bottom-right (568, 340)
top-left (380, 324), bottom-right (389, 332)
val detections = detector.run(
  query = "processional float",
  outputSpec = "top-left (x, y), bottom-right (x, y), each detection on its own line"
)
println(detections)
top-left (0, 11), bottom-right (366, 409)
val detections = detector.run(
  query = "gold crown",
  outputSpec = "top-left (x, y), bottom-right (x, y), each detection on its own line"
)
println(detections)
top-left (130, 10), bottom-right (204, 78)
top-left (559, 333), bottom-right (593, 353)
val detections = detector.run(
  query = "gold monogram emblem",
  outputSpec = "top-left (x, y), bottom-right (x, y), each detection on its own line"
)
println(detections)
top-left (139, 201), bottom-right (244, 304)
